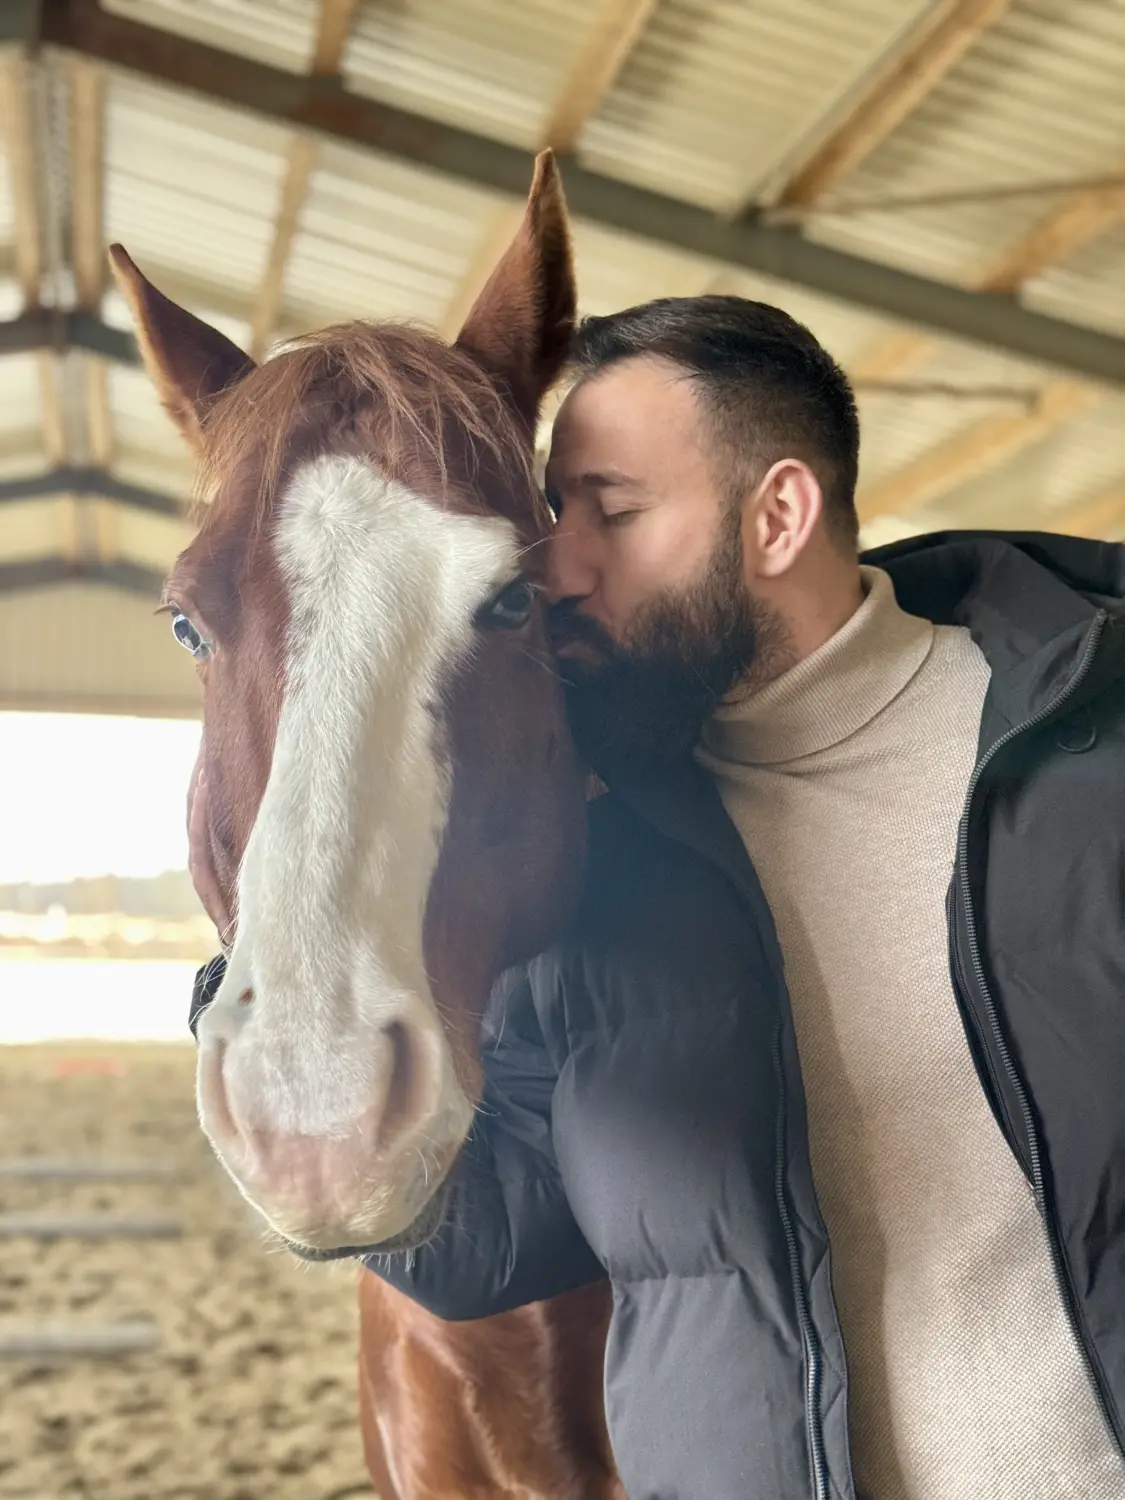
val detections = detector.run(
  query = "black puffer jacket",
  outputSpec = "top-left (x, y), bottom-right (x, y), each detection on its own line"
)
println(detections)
top-left (192, 531), bottom-right (1125, 1500)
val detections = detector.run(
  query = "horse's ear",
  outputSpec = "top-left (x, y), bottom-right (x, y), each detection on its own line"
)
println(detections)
top-left (455, 150), bottom-right (576, 435)
top-left (108, 244), bottom-right (255, 451)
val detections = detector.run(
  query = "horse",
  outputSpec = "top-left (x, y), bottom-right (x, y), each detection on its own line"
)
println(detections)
top-left (110, 151), bottom-right (622, 1500)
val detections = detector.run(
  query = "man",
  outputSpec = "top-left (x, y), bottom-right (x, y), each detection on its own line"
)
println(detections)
top-left (191, 297), bottom-right (1125, 1500)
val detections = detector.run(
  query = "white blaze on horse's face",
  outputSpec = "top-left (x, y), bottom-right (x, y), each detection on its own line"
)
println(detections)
top-left (195, 453), bottom-right (522, 1251)
top-left (112, 148), bottom-right (580, 1257)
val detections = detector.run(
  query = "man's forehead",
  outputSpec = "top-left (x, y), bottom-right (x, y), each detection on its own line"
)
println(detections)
top-left (549, 358), bottom-right (698, 460)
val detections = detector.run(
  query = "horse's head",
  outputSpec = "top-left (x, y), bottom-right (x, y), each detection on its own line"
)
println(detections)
top-left (112, 154), bottom-right (585, 1255)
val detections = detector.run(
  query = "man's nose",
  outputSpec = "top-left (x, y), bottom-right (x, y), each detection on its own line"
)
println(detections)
top-left (545, 521), bottom-right (598, 606)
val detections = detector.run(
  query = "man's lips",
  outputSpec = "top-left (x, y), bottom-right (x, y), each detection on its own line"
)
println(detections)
top-left (548, 613), bottom-right (616, 666)
top-left (552, 636), bottom-right (604, 663)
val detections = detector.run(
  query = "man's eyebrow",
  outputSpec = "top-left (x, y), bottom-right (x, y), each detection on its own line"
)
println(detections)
top-left (573, 470), bottom-right (639, 489)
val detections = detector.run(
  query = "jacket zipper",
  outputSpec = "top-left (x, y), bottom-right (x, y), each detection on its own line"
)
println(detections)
top-left (945, 883), bottom-right (1031, 1180)
top-left (953, 608), bottom-right (1125, 1460)
top-left (772, 1027), bottom-right (831, 1500)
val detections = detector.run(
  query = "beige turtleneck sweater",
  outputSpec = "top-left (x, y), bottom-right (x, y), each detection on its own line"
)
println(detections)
top-left (697, 566), bottom-right (1123, 1500)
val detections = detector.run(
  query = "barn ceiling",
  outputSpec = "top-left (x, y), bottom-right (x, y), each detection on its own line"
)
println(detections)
top-left (2, 0), bottom-right (1124, 716)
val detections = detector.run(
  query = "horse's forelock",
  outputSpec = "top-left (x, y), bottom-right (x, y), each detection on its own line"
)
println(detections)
top-left (192, 321), bottom-right (545, 536)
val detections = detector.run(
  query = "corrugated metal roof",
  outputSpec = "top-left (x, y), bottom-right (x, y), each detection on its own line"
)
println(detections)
top-left (344, 0), bottom-right (611, 153)
top-left (95, 74), bottom-right (290, 537)
top-left (582, 0), bottom-right (937, 211)
top-left (809, 0), bottom-right (1125, 283)
top-left (856, 337), bottom-right (1063, 491)
top-left (0, 582), bottom-right (200, 714)
top-left (114, 507), bottom-right (195, 576)
top-left (569, 218), bottom-right (715, 317)
top-left (0, 126), bottom-right (17, 252)
top-left (104, 72), bottom-right (287, 316)
top-left (280, 142), bottom-right (504, 333)
top-left (0, 352), bottom-right (48, 473)
top-left (0, 276), bottom-right (21, 320)
top-left (1023, 219), bottom-right (1125, 337)
top-left (4, 0), bottom-right (1125, 716)
top-left (104, 363), bottom-right (195, 502)
top-left (102, 0), bottom-right (317, 73)
top-left (702, 264), bottom-right (900, 369)
top-left (934, 390), bottom-right (1125, 528)
top-left (0, 496), bottom-right (71, 562)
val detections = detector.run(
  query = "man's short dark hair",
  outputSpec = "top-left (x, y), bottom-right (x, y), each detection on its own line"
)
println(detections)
top-left (568, 295), bottom-right (861, 551)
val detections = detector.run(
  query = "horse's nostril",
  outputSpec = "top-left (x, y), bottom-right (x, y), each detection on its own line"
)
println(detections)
top-left (376, 1020), bottom-right (428, 1158)
top-left (238, 987), bottom-right (254, 1006)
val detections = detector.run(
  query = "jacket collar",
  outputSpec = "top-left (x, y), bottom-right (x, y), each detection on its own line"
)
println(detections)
top-left (607, 531), bottom-right (1125, 892)
top-left (605, 758), bottom-right (787, 982)
top-left (869, 531), bottom-right (1125, 742)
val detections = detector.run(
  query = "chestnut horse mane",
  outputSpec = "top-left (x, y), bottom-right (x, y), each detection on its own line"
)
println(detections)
top-left (194, 320), bottom-right (545, 532)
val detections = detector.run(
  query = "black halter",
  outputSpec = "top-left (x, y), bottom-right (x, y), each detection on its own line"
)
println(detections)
top-left (189, 951), bottom-right (227, 1039)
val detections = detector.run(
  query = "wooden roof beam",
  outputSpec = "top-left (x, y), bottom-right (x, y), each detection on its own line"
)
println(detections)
top-left (310, 0), bottom-right (359, 75)
top-left (67, 54), bottom-right (112, 565)
top-left (440, 0), bottom-right (657, 341)
top-left (0, 49), bottom-right (40, 302)
top-left (0, 52), bottom-right (81, 561)
top-left (849, 156), bottom-right (1125, 517)
top-left (541, 0), bottom-right (657, 155)
top-left (773, 0), bottom-right (1012, 210)
top-left (975, 169), bottom-right (1125, 296)
top-left (68, 57), bottom-right (104, 314)
top-left (249, 135), bottom-right (317, 361)
top-left (849, 157), bottom-right (1125, 382)
top-left (19, 0), bottom-right (1125, 387)
top-left (856, 381), bottom-right (1095, 524)
top-left (439, 202), bottom-right (525, 342)
top-left (1052, 485), bottom-right (1125, 541)
top-left (248, 0), bottom-right (358, 361)
top-left (848, 328), bottom-right (935, 385)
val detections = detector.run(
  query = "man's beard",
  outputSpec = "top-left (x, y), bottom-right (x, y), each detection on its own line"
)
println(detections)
top-left (550, 507), bottom-right (786, 780)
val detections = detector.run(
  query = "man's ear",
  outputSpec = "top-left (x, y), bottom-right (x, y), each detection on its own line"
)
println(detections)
top-left (108, 244), bottom-right (255, 451)
top-left (745, 460), bottom-right (825, 579)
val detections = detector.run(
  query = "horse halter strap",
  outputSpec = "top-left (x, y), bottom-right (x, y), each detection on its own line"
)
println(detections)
top-left (189, 952), bottom-right (227, 1039)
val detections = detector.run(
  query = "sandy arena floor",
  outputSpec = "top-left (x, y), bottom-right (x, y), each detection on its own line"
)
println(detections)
top-left (0, 1042), bottom-right (375, 1500)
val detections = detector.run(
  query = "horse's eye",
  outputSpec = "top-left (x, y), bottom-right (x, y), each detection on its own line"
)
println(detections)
top-left (171, 611), bottom-right (208, 658)
top-left (480, 580), bottom-right (537, 630)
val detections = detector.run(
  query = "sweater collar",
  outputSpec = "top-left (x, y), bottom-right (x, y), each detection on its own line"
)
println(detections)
top-left (699, 567), bottom-right (933, 768)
